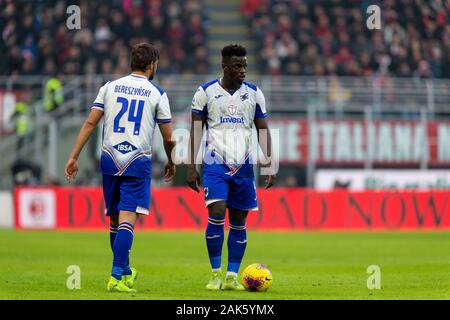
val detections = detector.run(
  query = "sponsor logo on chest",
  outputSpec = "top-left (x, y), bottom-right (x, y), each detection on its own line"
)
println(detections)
top-left (220, 104), bottom-right (244, 124)
top-left (113, 141), bottom-right (138, 154)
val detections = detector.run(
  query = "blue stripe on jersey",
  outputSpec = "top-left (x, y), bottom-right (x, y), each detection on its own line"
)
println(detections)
top-left (255, 103), bottom-right (267, 118)
top-left (192, 106), bottom-right (207, 116)
top-left (149, 80), bottom-right (165, 95)
top-left (201, 79), bottom-right (219, 91)
top-left (156, 118), bottom-right (172, 124)
top-left (92, 102), bottom-right (104, 108)
top-left (243, 82), bottom-right (257, 91)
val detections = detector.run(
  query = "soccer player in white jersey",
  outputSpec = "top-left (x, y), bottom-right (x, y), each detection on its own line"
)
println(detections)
top-left (187, 44), bottom-right (276, 290)
top-left (65, 43), bottom-right (176, 293)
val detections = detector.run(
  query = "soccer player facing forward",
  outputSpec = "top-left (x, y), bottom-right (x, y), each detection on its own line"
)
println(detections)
top-left (187, 44), bottom-right (275, 290)
top-left (64, 43), bottom-right (176, 293)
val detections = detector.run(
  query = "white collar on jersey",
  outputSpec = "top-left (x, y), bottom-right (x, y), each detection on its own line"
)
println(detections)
top-left (130, 73), bottom-right (148, 79)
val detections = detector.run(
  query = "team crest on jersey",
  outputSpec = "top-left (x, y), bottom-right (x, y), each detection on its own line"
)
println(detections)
top-left (220, 104), bottom-right (244, 124)
top-left (240, 93), bottom-right (249, 101)
top-left (113, 141), bottom-right (137, 154)
top-left (228, 105), bottom-right (237, 115)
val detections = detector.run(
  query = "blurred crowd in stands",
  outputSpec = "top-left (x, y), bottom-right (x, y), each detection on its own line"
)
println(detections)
top-left (242, 0), bottom-right (450, 78)
top-left (0, 0), bottom-right (208, 77)
top-left (2, 0), bottom-right (449, 79)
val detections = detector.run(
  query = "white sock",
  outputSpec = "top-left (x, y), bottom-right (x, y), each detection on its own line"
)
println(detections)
top-left (212, 268), bottom-right (221, 273)
top-left (226, 271), bottom-right (238, 277)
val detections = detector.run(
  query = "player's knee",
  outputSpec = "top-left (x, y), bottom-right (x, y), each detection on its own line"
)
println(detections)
top-left (207, 201), bottom-right (227, 218)
top-left (230, 217), bottom-right (247, 225)
top-left (119, 210), bottom-right (138, 226)
top-left (110, 214), bottom-right (119, 226)
top-left (229, 210), bottom-right (248, 224)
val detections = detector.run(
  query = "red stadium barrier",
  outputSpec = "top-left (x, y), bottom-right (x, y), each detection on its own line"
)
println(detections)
top-left (14, 187), bottom-right (450, 231)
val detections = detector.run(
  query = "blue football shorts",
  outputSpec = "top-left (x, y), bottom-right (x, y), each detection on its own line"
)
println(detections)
top-left (202, 171), bottom-right (258, 211)
top-left (102, 175), bottom-right (151, 216)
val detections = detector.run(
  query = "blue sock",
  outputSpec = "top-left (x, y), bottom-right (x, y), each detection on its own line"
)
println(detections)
top-left (205, 216), bottom-right (225, 271)
top-left (227, 221), bottom-right (247, 274)
top-left (110, 224), bottom-right (131, 276)
top-left (111, 222), bottom-right (134, 280)
top-left (123, 259), bottom-right (132, 276)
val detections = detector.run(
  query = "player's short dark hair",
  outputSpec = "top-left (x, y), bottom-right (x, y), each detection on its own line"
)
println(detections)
top-left (221, 44), bottom-right (246, 63)
top-left (130, 43), bottom-right (159, 72)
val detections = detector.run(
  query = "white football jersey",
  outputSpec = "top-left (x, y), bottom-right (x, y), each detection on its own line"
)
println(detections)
top-left (191, 78), bottom-right (267, 177)
top-left (91, 73), bottom-right (171, 178)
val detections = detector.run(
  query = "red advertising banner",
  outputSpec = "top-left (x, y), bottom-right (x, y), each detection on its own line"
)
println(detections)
top-left (15, 187), bottom-right (450, 231)
top-left (269, 119), bottom-right (450, 166)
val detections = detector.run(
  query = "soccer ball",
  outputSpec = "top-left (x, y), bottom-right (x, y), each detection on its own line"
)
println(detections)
top-left (241, 263), bottom-right (273, 292)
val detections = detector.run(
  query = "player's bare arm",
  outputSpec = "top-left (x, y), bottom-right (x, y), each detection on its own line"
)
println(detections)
top-left (254, 117), bottom-right (276, 189)
top-left (65, 108), bottom-right (103, 183)
top-left (187, 113), bottom-right (205, 192)
top-left (158, 122), bottom-right (176, 182)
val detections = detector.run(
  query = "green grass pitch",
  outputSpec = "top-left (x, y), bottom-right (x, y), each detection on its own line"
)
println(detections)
top-left (0, 230), bottom-right (449, 299)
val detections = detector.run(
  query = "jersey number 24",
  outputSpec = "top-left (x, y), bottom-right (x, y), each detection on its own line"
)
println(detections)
top-left (113, 96), bottom-right (144, 135)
